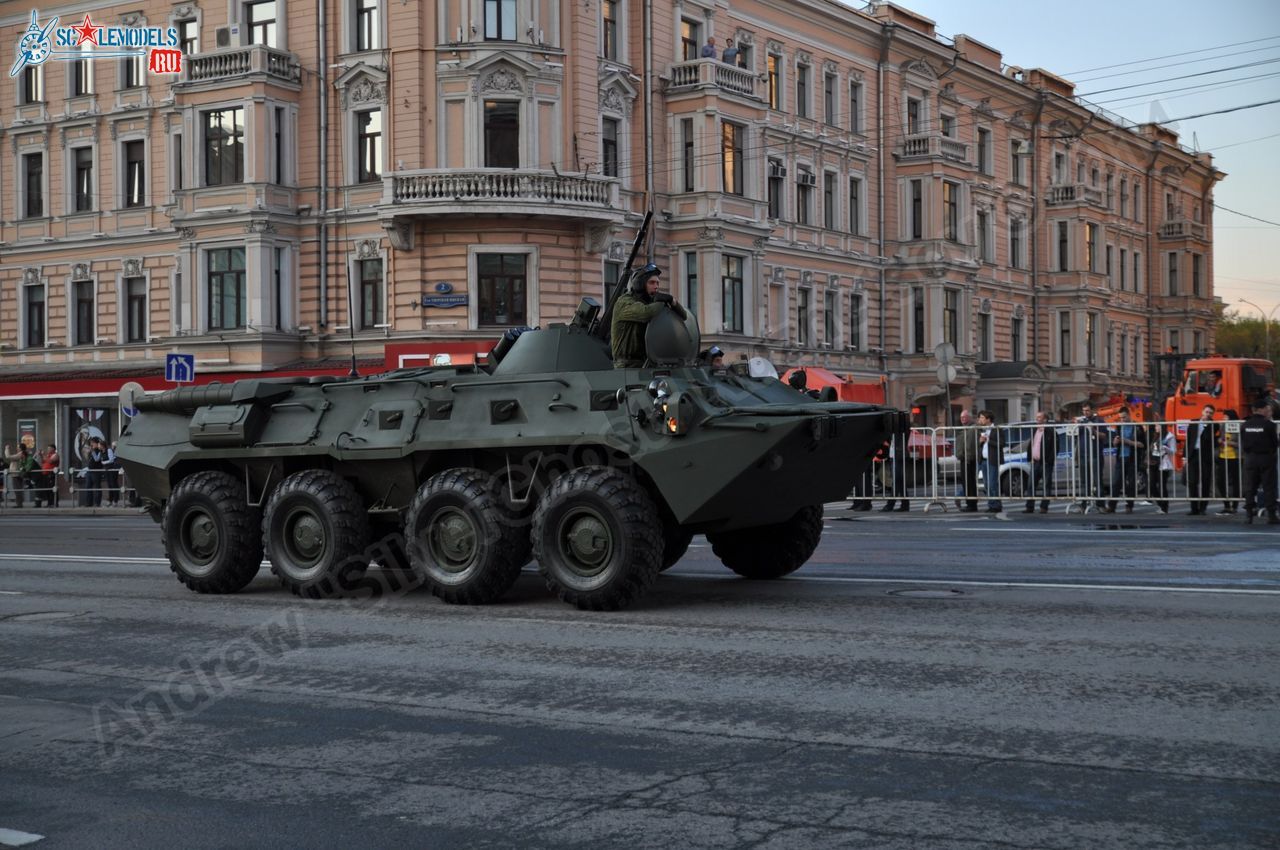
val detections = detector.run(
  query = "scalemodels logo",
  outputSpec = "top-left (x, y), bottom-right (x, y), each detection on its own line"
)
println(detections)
top-left (9, 9), bottom-right (182, 78)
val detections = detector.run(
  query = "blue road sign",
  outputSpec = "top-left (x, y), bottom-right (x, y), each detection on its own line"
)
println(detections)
top-left (165, 353), bottom-right (196, 383)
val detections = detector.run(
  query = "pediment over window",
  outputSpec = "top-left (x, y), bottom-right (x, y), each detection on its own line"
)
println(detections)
top-left (903, 58), bottom-right (937, 82)
top-left (334, 63), bottom-right (388, 109)
top-left (598, 72), bottom-right (637, 114)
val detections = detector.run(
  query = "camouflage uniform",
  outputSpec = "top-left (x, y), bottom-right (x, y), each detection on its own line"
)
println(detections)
top-left (610, 292), bottom-right (665, 368)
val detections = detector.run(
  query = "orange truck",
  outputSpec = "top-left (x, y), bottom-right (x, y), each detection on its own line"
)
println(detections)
top-left (1163, 356), bottom-right (1275, 423)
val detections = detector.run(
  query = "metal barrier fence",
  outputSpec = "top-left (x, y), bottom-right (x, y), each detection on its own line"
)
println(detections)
top-left (1, 468), bottom-right (137, 509)
top-left (848, 420), bottom-right (1280, 515)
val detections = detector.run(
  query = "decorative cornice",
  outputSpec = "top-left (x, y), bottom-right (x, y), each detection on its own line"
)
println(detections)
top-left (346, 77), bottom-right (387, 108)
top-left (475, 67), bottom-right (524, 96)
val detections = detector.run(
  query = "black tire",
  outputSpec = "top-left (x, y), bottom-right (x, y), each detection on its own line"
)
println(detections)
top-left (660, 520), bottom-right (694, 572)
top-left (263, 470), bottom-right (370, 599)
top-left (162, 471), bottom-right (263, 593)
top-left (706, 505), bottom-right (824, 580)
top-left (1001, 471), bottom-right (1028, 499)
top-left (532, 467), bottom-right (662, 611)
top-left (404, 468), bottom-right (527, 605)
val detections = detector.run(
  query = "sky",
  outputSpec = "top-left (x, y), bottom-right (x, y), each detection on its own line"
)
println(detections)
top-left (839, 0), bottom-right (1280, 322)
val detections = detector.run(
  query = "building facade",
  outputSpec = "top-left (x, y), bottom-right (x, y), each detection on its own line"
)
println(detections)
top-left (0, 0), bottom-right (1221, 458)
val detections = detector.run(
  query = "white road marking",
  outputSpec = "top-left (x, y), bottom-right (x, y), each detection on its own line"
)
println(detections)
top-left (0, 591), bottom-right (23, 595)
top-left (671, 572), bottom-right (1280, 596)
top-left (824, 527), bottom-right (1280, 539)
top-left (0, 554), bottom-right (167, 564)
top-left (0, 828), bottom-right (44, 847)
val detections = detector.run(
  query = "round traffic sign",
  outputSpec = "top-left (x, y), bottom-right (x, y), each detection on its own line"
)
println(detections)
top-left (936, 364), bottom-right (958, 385)
top-left (119, 381), bottom-right (145, 417)
top-left (933, 342), bottom-right (956, 364)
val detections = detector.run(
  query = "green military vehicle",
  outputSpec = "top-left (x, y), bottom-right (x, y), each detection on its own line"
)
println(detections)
top-left (118, 220), bottom-right (903, 611)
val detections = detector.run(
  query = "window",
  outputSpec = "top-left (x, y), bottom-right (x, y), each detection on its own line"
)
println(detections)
top-left (125, 277), bottom-right (147, 343)
top-left (273, 247), bottom-right (284, 330)
top-left (1012, 317), bottom-right (1024, 361)
top-left (24, 284), bottom-right (45, 348)
top-left (1165, 192), bottom-right (1176, 220)
top-left (1053, 151), bottom-right (1067, 183)
top-left (1106, 174), bottom-right (1114, 210)
top-left (796, 287), bottom-right (811, 346)
top-left (484, 101), bottom-right (519, 168)
top-left (1086, 313), bottom-right (1097, 366)
top-left (478, 253), bottom-right (527, 325)
top-left (1077, 160), bottom-right (1085, 184)
top-left (1120, 177), bottom-right (1128, 218)
top-left (823, 172), bottom-right (835, 229)
top-left (20, 66), bottom-right (43, 104)
top-left (850, 293), bottom-right (863, 351)
top-left (909, 179), bottom-right (922, 240)
top-left (684, 252), bottom-right (698, 321)
top-left (795, 167), bottom-right (813, 225)
top-left (1120, 330), bottom-right (1128, 373)
top-left (1057, 221), bottom-right (1070, 271)
top-left (681, 20), bottom-right (700, 61)
top-left (940, 114), bottom-right (955, 138)
top-left (603, 261), bottom-right (620, 299)
top-left (1166, 252), bottom-right (1179, 296)
top-left (848, 176), bottom-right (862, 235)
top-left (355, 0), bottom-right (380, 51)
top-left (354, 109), bottom-right (383, 182)
top-left (1134, 252), bottom-right (1142, 292)
top-left (1192, 253), bottom-right (1203, 297)
top-left (208, 248), bottom-right (247, 330)
top-left (1193, 330), bottom-right (1203, 354)
top-left (767, 159), bottom-right (783, 219)
top-left (602, 0), bottom-right (618, 59)
top-left (796, 64), bottom-right (809, 119)
top-left (721, 121), bottom-right (744, 195)
top-left (1091, 167), bottom-right (1099, 187)
top-left (1169, 329), bottom-right (1181, 354)
top-left (942, 180), bottom-right (959, 242)
top-left (824, 290), bottom-right (837, 344)
top-left (1059, 312), bottom-right (1071, 366)
top-left (912, 288), bottom-right (925, 353)
top-left (601, 118), bottom-right (618, 178)
top-left (1009, 218), bottom-right (1024, 269)
top-left (767, 54), bottom-right (781, 110)
top-left (1135, 183), bottom-right (1143, 222)
top-left (849, 81), bottom-right (862, 133)
top-left (1119, 248), bottom-right (1128, 290)
top-left (906, 98), bottom-right (921, 134)
top-left (124, 140), bottom-right (145, 207)
top-left (203, 107), bottom-right (244, 186)
top-left (123, 51), bottom-right (145, 89)
top-left (1086, 223), bottom-right (1098, 272)
top-left (358, 258), bottom-right (384, 329)
top-left (74, 281), bottom-right (95, 346)
top-left (484, 0), bottom-right (515, 40)
top-left (722, 255), bottom-right (744, 333)
top-left (824, 72), bottom-right (836, 125)
top-left (173, 133), bottom-right (184, 192)
top-left (1010, 139), bottom-right (1025, 185)
top-left (71, 48), bottom-right (93, 96)
top-left (22, 153), bottom-right (43, 218)
top-left (1134, 333), bottom-right (1142, 375)
top-left (977, 128), bottom-right (992, 176)
top-left (943, 289), bottom-right (958, 346)
top-left (245, 1), bottom-right (278, 47)
top-left (177, 18), bottom-right (198, 54)
top-left (273, 107), bottom-right (284, 184)
top-left (1107, 327), bottom-right (1114, 371)
top-left (977, 210), bottom-right (991, 262)
top-left (73, 148), bottom-right (94, 212)
top-left (979, 313), bottom-right (992, 362)
top-left (1105, 245), bottom-right (1113, 286)
top-left (681, 118), bottom-right (694, 192)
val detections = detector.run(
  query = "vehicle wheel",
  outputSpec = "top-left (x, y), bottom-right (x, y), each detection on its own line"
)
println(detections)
top-left (1001, 471), bottom-right (1028, 499)
top-left (706, 505), bottom-right (823, 580)
top-left (404, 468), bottom-right (527, 605)
top-left (162, 470), bottom-right (263, 593)
top-left (660, 519), bottom-right (694, 572)
top-left (263, 470), bottom-right (370, 599)
top-left (531, 466), bottom-right (663, 611)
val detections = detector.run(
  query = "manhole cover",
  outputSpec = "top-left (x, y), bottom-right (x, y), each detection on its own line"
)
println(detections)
top-left (888, 589), bottom-right (965, 599)
top-left (3, 611), bottom-right (81, 623)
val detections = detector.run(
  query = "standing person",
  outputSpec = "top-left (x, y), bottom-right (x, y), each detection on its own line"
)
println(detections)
top-left (1184, 404), bottom-right (1218, 515)
top-left (952, 409), bottom-right (979, 512)
top-left (35, 443), bottom-right (59, 508)
top-left (1147, 425), bottom-right (1175, 514)
top-left (5, 444), bottom-right (28, 508)
top-left (977, 410), bottom-right (1004, 513)
top-left (1021, 411), bottom-right (1057, 514)
top-left (1240, 397), bottom-right (1279, 525)
top-left (86, 438), bottom-right (107, 508)
top-left (610, 264), bottom-right (687, 368)
top-left (879, 429), bottom-right (910, 512)
top-left (721, 39), bottom-right (739, 65)
top-left (700, 36), bottom-right (717, 58)
top-left (105, 441), bottom-right (121, 507)
top-left (1104, 408), bottom-right (1145, 513)
top-left (1075, 403), bottom-right (1104, 510)
top-left (1214, 409), bottom-right (1241, 516)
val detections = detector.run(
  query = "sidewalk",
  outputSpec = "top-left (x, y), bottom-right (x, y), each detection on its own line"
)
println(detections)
top-left (0, 503), bottom-right (145, 517)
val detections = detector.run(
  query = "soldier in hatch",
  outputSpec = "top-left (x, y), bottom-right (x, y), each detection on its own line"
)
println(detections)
top-left (610, 263), bottom-right (688, 368)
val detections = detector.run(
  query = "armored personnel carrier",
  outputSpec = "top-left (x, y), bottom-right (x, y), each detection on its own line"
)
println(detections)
top-left (118, 221), bottom-right (904, 611)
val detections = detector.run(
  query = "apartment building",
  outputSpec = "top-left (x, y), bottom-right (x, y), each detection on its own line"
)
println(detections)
top-left (0, 0), bottom-right (1220, 457)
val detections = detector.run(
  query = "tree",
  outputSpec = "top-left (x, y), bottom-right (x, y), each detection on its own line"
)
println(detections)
top-left (1215, 307), bottom-right (1277, 363)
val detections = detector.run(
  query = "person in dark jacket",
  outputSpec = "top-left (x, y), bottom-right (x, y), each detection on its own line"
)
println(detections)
top-left (1184, 404), bottom-right (1218, 515)
top-left (86, 437), bottom-right (107, 508)
top-left (1104, 407), bottom-right (1146, 513)
top-left (1021, 411), bottom-right (1057, 514)
top-left (977, 410), bottom-right (1004, 513)
top-left (879, 429), bottom-right (910, 512)
top-left (952, 409), bottom-right (980, 512)
top-left (1075, 403), bottom-right (1105, 510)
top-left (1240, 397), bottom-right (1278, 525)
top-left (610, 264), bottom-right (687, 368)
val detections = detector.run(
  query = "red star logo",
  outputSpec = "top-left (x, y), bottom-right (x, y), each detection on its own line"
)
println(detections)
top-left (70, 14), bottom-right (101, 47)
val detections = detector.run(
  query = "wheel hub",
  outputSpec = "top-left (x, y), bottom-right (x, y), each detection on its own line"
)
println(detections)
top-left (560, 511), bottom-right (612, 576)
top-left (284, 509), bottom-right (326, 566)
top-left (185, 510), bottom-right (218, 562)
top-left (427, 507), bottom-right (478, 572)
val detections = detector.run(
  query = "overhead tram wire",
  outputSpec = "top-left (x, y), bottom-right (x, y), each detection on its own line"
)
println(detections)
top-left (1097, 70), bottom-right (1280, 107)
top-left (1070, 43), bottom-right (1280, 84)
top-left (1077, 57), bottom-right (1280, 97)
top-left (1063, 35), bottom-right (1280, 76)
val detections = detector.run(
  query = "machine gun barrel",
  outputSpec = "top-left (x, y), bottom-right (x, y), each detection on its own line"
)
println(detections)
top-left (595, 210), bottom-right (653, 340)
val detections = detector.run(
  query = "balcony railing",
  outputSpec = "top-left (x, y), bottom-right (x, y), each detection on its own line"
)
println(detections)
top-left (1046, 183), bottom-right (1104, 207)
top-left (1159, 219), bottom-right (1206, 240)
top-left (181, 45), bottom-right (301, 85)
top-left (388, 169), bottom-right (618, 216)
top-left (898, 132), bottom-right (969, 163)
top-left (667, 59), bottom-right (760, 99)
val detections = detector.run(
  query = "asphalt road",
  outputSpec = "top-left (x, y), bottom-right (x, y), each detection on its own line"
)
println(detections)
top-left (0, 511), bottom-right (1277, 849)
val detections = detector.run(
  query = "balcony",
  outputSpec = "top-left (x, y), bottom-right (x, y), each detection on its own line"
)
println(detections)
top-left (897, 132), bottom-right (969, 164)
top-left (176, 45), bottom-right (302, 88)
top-left (385, 169), bottom-right (622, 222)
top-left (1158, 219), bottom-right (1206, 240)
top-left (666, 59), bottom-right (760, 100)
top-left (1045, 183), bottom-right (1104, 208)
